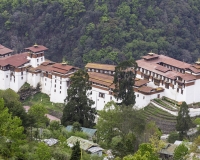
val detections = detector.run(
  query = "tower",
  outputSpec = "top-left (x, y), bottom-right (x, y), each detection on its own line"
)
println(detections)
top-left (26, 44), bottom-right (48, 68)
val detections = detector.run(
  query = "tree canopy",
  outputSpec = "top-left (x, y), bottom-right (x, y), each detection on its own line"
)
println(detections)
top-left (0, 0), bottom-right (200, 67)
top-left (173, 143), bottom-right (188, 160)
top-left (113, 59), bottom-right (137, 106)
top-left (61, 69), bottom-right (96, 128)
top-left (0, 98), bottom-right (25, 159)
top-left (0, 89), bottom-right (28, 128)
top-left (96, 101), bottom-right (146, 157)
top-left (176, 102), bottom-right (192, 139)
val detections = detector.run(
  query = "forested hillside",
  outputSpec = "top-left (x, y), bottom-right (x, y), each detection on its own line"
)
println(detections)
top-left (1, 0), bottom-right (200, 67)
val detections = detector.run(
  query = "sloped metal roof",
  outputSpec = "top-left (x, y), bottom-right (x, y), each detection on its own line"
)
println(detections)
top-left (67, 136), bottom-right (98, 151)
top-left (66, 125), bottom-right (97, 137)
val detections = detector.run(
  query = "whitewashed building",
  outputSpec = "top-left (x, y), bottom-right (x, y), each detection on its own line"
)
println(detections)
top-left (0, 44), bottom-right (78, 103)
top-left (86, 53), bottom-right (200, 110)
top-left (1, 43), bottom-right (200, 110)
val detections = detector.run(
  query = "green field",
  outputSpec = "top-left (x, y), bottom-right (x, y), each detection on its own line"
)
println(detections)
top-left (22, 92), bottom-right (64, 117)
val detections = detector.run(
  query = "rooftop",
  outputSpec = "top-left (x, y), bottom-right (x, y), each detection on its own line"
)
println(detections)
top-left (159, 143), bottom-right (177, 156)
top-left (86, 63), bottom-right (116, 71)
top-left (137, 54), bottom-right (195, 81)
top-left (135, 79), bottom-right (149, 87)
top-left (0, 52), bottom-right (29, 67)
top-left (31, 62), bottom-right (77, 75)
top-left (0, 44), bottom-right (13, 55)
top-left (66, 125), bottom-right (97, 137)
top-left (88, 72), bottom-right (114, 87)
top-left (25, 45), bottom-right (48, 53)
top-left (67, 136), bottom-right (98, 151)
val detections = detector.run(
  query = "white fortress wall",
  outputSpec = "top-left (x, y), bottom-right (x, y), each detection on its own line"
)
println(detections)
top-left (0, 70), bottom-right (10, 90)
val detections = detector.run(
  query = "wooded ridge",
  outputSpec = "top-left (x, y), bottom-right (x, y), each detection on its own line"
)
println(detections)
top-left (0, 0), bottom-right (200, 67)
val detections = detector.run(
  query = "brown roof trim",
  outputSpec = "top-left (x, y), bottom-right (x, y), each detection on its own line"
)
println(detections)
top-left (86, 63), bottom-right (116, 71)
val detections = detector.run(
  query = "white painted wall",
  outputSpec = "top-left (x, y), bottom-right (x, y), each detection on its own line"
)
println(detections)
top-left (134, 91), bottom-right (165, 109)
top-left (0, 70), bottom-right (10, 90)
top-left (89, 86), bottom-right (120, 110)
top-left (29, 55), bottom-right (45, 68)
top-left (50, 76), bottom-right (69, 103)
top-left (41, 76), bottom-right (52, 95)
top-left (194, 79), bottom-right (200, 103)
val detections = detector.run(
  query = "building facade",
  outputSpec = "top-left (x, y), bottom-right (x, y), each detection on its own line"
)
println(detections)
top-left (86, 53), bottom-right (200, 110)
top-left (0, 44), bottom-right (78, 103)
top-left (1, 44), bottom-right (200, 110)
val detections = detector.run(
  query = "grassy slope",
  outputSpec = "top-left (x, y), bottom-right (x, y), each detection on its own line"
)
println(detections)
top-left (140, 103), bottom-right (177, 134)
top-left (22, 92), bottom-right (64, 118)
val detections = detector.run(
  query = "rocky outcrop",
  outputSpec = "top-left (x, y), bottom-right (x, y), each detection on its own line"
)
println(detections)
top-left (18, 83), bottom-right (40, 101)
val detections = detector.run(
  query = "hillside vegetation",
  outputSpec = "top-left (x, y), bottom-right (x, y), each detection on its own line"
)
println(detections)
top-left (0, 0), bottom-right (200, 67)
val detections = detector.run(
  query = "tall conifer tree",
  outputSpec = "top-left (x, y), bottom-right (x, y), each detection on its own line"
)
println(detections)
top-left (176, 101), bottom-right (192, 139)
top-left (61, 69), bottom-right (96, 128)
top-left (113, 59), bottom-right (137, 106)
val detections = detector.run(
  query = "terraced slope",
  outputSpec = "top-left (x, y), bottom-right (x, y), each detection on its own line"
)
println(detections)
top-left (140, 103), bottom-right (177, 134)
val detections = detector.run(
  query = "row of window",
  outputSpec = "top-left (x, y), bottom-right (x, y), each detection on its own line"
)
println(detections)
top-left (54, 89), bottom-right (62, 94)
top-left (44, 78), bottom-right (70, 86)
top-left (141, 68), bottom-right (184, 83)
top-left (88, 68), bottom-right (114, 74)
top-left (36, 58), bottom-right (43, 62)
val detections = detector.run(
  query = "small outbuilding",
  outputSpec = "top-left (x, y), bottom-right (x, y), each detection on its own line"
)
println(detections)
top-left (67, 136), bottom-right (103, 156)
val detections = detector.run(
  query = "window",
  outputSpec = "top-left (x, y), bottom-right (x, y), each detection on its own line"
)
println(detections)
top-left (45, 83), bottom-right (46, 86)
top-left (165, 83), bottom-right (169, 89)
top-left (21, 71), bottom-right (23, 75)
top-left (55, 80), bottom-right (56, 83)
top-left (41, 58), bottom-right (43, 61)
top-left (177, 88), bottom-right (179, 93)
top-left (45, 78), bottom-right (47, 81)
top-left (137, 94), bottom-right (139, 97)
top-left (60, 81), bottom-right (62, 84)
top-left (21, 77), bottom-right (23, 80)
top-left (110, 96), bottom-right (112, 100)
top-left (67, 81), bottom-right (70, 86)
top-left (14, 78), bottom-right (15, 83)
top-left (37, 59), bottom-right (39, 62)
top-left (60, 91), bottom-right (61, 94)
top-left (60, 86), bottom-right (61, 89)
top-left (54, 89), bottom-right (56, 92)
top-left (157, 94), bottom-right (160, 98)
top-left (181, 90), bottom-right (183, 94)
top-left (143, 96), bottom-right (145, 99)
top-left (90, 91), bottom-right (92, 95)
top-left (55, 85), bottom-right (56, 88)
top-left (99, 92), bottom-right (105, 98)
top-left (6, 75), bottom-right (8, 78)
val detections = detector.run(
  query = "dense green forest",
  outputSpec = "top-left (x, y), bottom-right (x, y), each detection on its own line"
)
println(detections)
top-left (1, 0), bottom-right (200, 67)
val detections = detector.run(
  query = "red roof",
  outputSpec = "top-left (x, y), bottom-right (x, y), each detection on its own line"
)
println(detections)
top-left (178, 74), bottom-right (196, 81)
top-left (135, 79), bottom-right (149, 87)
top-left (25, 45), bottom-right (48, 53)
top-left (186, 65), bottom-right (200, 74)
top-left (155, 66), bottom-right (171, 73)
top-left (52, 63), bottom-right (74, 71)
top-left (0, 44), bottom-right (13, 55)
top-left (138, 86), bottom-right (155, 93)
top-left (142, 54), bottom-right (159, 60)
top-left (33, 63), bottom-right (77, 74)
top-left (0, 52), bottom-right (29, 67)
top-left (136, 54), bottom-right (194, 81)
